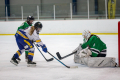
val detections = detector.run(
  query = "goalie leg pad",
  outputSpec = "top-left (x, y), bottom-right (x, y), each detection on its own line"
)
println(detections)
top-left (74, 55), bottom-right (117, 67)
top-left (74, 54), bottom-right (88, 65)
top-left (87, 57), bottom-right (117, 67)
top-left (74, 53), bottom-right (79, 63)
top-left (78, 57), bottom-right (88, 65)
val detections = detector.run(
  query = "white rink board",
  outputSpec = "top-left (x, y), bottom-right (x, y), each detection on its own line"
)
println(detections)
top-left (0, 19), bottom-right (119, 34)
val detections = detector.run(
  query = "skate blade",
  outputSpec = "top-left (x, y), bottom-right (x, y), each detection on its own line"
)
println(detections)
top-left (27, 64), bottom-right (36, 67)
top-left (16, 60), bottom-right (21, 64)
top-left (10, 60), bottom-right (18, 66)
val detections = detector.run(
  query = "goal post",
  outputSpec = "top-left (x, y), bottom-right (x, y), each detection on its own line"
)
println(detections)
top-left (118, 21), bottom-right (120, 67)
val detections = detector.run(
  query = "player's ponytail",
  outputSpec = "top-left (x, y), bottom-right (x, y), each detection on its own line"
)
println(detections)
top-left (29, 26), bottom-right (35, 35)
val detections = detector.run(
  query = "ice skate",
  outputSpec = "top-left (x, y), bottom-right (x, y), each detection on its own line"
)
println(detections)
top-left (25, 54), bottom-right (28, 62)
top-left (74, 53), bottom-right (79, 63)
top-left (27, 59), bottom-right (36, 67)
top-left (10, 55), bottom-right (18, 66)
top-left (25, 56), bottom-right (28, 62)
top-left (17, 57), bottom-right (21, 63)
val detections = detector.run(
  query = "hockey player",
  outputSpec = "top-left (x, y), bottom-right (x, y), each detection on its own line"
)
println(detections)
top-left (10, 22), bottom-right (47, 66)
top-left (17, 16), bottom-right (34, 62)
top-left (73, 30), bottom-right (117, 67)
top-left (17, 16), bottom-right (34, 30)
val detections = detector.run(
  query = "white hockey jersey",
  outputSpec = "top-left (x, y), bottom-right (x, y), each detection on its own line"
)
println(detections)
top-left (18, 26), bottom-right (43, 46)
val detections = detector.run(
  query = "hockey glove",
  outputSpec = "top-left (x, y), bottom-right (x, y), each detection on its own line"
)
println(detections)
top-left (72, 43), bottom-right (82, 54)
top-left (36, 42), bottom-right (43, 47)
top-left (79, 47), bottom-right (92, 57)
top-left (41, 44), bottom-right (47, 53)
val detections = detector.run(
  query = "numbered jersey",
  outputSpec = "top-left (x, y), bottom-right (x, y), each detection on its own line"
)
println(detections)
top-left (81, 35), bottom-right (107, 57)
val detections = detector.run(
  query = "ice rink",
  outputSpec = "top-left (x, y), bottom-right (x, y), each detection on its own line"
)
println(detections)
top-left (0, 35), bottom-right (120, 80)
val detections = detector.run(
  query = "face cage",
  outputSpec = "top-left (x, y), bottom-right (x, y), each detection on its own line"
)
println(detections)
top-left (36, 28), bottom-right (42, 33)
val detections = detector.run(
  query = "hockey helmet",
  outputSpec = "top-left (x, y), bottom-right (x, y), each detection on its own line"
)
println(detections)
top-left (82, 30), bottom-right (91, 41)
top-left (34, 22), bottom-right (43, 30)
top-left (27, 16), bottom-right (34, 21)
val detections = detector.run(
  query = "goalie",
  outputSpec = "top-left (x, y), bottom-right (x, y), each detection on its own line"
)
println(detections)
top-left (73, 30), bottom-right (117, 67)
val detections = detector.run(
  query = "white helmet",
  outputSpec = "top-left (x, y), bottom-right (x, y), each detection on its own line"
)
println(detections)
top-left (82, 30), bottom-right (91, 42)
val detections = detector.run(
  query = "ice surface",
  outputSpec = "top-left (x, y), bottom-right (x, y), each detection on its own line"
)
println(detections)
top-left (0, 35), bottom-right (119, 80)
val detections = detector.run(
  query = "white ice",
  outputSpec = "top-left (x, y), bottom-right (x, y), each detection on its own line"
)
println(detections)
top-left (0, 35), bottom-right (120, 80)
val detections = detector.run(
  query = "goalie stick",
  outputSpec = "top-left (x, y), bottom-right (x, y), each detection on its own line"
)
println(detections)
top-left (47, 51), bottom-right (78, 68)
top-left (56, 51), bottom-right (77, 60)
top-left (34, 43), bottom-right (54, 62)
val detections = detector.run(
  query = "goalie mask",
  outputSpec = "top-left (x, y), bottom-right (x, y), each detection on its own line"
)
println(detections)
top-left (82, 30), bottom-right (91, 42)
top-left (34, 22), bottom-right (43, 34)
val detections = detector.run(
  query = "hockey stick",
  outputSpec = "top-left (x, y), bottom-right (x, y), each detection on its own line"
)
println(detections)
top-left (34, 43), bottom-right (54, 62)
top-left (56, 51), bottom-right (77, 60)
top-left (47, 51), bottom-right (78, 68)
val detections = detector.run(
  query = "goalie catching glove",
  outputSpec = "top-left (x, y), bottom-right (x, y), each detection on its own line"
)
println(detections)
top-left (37, 44), bottom-right (47, 53)
top-left (79, 47), bottom-right (92, 57)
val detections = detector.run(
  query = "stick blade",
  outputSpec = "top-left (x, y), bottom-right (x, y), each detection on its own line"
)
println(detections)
top-left (56, 52), bottom-right (62, 59)
top-left (66, 66), bottom-right (78, 68)
top-left (47, 58), bottom-right (54, 62)
top-left (70, 66), bottom-right (78, 68)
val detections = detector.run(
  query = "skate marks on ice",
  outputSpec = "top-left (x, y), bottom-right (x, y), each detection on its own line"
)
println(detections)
top-left (0, 60), bottom-right (78, 68)
top-left (33, 61), bottom-right (79, 68)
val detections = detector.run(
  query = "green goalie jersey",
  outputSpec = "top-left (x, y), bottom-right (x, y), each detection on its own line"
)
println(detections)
top-left (17, 22), bottom-right (32, 31)
top-left (81, 35), bottom-right (107, 57)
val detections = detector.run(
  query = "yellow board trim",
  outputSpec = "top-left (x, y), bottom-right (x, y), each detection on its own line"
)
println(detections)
top-left (39, 33), bottom-right (118, 35)
top-left (28, 53), bottom-right (34, 56)
top-left (0, 34), bottom-right (15, 35)
top-left (0, 33), bottom-right (118, 35)
top-left (17, 51), bottom-right (21, 56)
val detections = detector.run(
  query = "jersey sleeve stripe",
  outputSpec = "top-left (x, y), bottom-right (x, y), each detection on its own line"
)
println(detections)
top-left (36, 39), bottom-right (41, 42)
